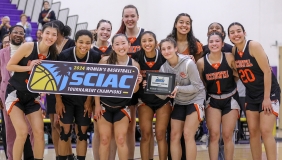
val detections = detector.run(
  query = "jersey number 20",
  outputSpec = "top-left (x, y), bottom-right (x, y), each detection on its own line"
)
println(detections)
top-left (239, 69), bottom-right (255, 83)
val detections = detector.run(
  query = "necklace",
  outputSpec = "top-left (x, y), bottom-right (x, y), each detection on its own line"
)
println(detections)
top-left (73, 47), bottom-right (89, 63)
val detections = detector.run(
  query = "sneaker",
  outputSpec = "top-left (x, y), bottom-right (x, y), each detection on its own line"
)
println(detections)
top-left (200, 134), bottom-right (208, 143)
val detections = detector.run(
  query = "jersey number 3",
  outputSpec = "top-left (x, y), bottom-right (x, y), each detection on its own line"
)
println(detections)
top-left (239, 69), bottom-right (255, 83)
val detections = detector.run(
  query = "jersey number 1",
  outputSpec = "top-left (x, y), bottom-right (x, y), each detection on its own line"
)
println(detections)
top-left (216, 80), bottom-right (221, 94)
top-left (239, 69), bottom-right (255, 83)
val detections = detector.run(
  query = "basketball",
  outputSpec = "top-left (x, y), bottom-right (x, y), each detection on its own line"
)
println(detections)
top-left (29, 65), bottom-right (57, 91)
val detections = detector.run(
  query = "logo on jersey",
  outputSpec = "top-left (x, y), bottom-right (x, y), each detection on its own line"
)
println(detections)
top-left (205, 70), bottom-right (229, 80)
top-left (128, 37), bottom-right (137, 44)
top-left (235, 59), bottom-right (253, 68)
top-left (27, 60), bottom-right (139, 98)
top-left (99, 46), bottom-right (107, 53)
top-left (238, 51), bottom-right (244, 58)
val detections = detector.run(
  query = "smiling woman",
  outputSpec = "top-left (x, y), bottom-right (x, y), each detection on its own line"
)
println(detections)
top-left (5, 22), bottom-right (59, 160)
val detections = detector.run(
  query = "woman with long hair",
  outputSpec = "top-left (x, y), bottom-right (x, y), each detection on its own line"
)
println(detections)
top-left (6, 22), bottom-right (59, 160)
top-left (228, 22), bottom-right (280, 160)
top-left (132, 31), bottom-right (171, 160)
top-left (168, 13), bottom-right (203, 61)
top-left (197, 31), bottom-right (240, 160)
top-left (158, 37), bottom-right (205, 159)
top-left (95, 34), bottom-right (142, 160)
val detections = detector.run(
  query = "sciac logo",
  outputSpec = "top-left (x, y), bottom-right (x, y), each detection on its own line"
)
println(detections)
top-left (29, 63), bottom-right (72, 92)
top-left (155, 77), bottom-right (165, 82)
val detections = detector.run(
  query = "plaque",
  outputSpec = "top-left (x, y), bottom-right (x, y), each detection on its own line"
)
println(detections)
top-left (144, 71), bottom-right (176, 95)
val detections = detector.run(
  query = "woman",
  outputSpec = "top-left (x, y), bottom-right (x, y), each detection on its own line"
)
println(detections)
top-left (55, 30), bottom-right (100, 160)
top-left (6, 22), bottom-right (59, 160)
top-left (1, 34), bottom-right (9, 49)
top-left (202, 22), bottom-right (233, 56)
top-left (33, 29), bottom-right (42, 42)
top-left (94, 34), bottom-right (142, 160)
top-left (38, 1), bottom-right (56, 26)
top-left (46, 19), bottom-right (75, 160)
top-left (158, 37), bottom-right (205, 160)
top-left (16, 14), bottom-right (32, 42)
top-left (228, 22), bottom-right (280, 160)
top-left (197, 31), bottom-right (240, 160)
top-left (132, 31), bottom-right (171, 160)
top-left (116, 5), bottom-right (147, 159)
top-left (168, 13), bottom-right (203, 62)
top-left (91, 19), bottom-right (116, 160)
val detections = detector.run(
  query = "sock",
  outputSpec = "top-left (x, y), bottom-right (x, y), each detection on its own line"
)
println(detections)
top-left (58, 155), bottom-right (68, 160)
top-left (67, 154), bottom-right (75, 160)
top-left (56, 156), bottom-right (59, 160)
top-left (34, 159), bottom-right (43, 160)
top-left (76, 156), bottom-right (85, 160)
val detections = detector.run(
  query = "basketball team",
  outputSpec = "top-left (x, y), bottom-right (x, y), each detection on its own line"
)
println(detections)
top-left (0, 3), bottom-right (280, 160)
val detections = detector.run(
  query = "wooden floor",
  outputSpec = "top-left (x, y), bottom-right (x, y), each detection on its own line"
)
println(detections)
top-left (1, 130), bottom-right (282, 160)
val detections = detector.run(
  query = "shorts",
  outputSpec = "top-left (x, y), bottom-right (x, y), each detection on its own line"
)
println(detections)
top-left (206, 92), bottom-right (241, 116)
top-left (46, 94), bottom-right (56, 114)
top-left (171, 103), bottom-right (204, 122)
top-left (245, 100), bottom-right (280, 117)
top-left (137, 99), bottom-right (170, 113)
top-left (59, 96), bottom-right (91, 126)
top-left (94, 104), bottom-right (131, 123)
top-left (130, 93), bottom-right (139, 106)
top-left (5, 84), bottom-right (41, 115)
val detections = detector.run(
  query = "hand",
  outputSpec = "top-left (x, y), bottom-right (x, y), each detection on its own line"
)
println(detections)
top-left (56, 101), bottom-right (65, 118)
top-left (95, 104), bottom-right (103, 120)
top-left (29, 59), bottom-right (41, 70)
top-left (262, 98), bottom-right (272, 115)
top-left (137, 73), bottom-right (143, 84)
top-left (168, 86), bottom-right (178, 98)
top-left (142, 80), bottom-right (147, 89)
top-left (84, 100), bottom-right (92, 118)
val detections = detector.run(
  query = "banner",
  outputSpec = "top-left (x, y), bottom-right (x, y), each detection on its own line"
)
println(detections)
top-left (27, 60), bottom-right (139, 98)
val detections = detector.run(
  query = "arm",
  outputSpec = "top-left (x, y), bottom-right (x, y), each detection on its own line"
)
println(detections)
top-left (84, 96), bottom-right (92, 118)
top-left (55, 94), bottom-right (65, 118)
top-left (132, 60), bottom-right (142, 93)
top-left (250, 41), bottom-right (272, 108)
top-left (6, 43), bottom-right (40, 72)
top-left (225, 52), bottom-right (239, 79)
top-left (177, 59), bottom-right (204, 93)
top-left (196, 58), bottom-right (206, 87)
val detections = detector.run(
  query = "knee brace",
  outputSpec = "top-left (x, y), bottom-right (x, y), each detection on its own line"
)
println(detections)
top-left (60, 125), bottom-right (72, 142)
top-left (77, 125), bottom-right (88, 141)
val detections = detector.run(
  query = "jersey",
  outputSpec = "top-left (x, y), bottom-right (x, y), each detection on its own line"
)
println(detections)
top-left (203, 52), bottom-right (236, 95)
top-left (234, 40), bottom-right (280, 103)
top-left (100, 57), bottom-right (133, 107)
top-left (9, 42), bottom-right (42, 92)
top-left (92, 42), bottom-right (112, 58)
top-left (132, 49), bottom-right (169, 107)
top-left (127, 28), bottom-right (145, 57)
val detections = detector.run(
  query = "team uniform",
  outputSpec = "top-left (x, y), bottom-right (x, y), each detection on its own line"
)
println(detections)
top-left (5, 42), bottom-right (43, 115)
top-left (234, 40), bottom-right (280, 116)
top-left (92, 42), bottom-right (112, 58)
top-left (58, 47), bottom-right (101, 125)
top-left (126, 28), bottom-right (145, 106)
top-left (95, 57), bottom-right (133, 123)
top-left (203, 52), bottom-right (240, 116)
top-left (46, 39), bottom-right (75, 115)
top-left (131, 49), bottom-right (170, 112)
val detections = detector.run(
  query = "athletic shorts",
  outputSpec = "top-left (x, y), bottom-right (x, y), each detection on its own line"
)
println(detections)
top-left (59, 95), bottom-right (91, 126)
top-left (46, 94), bottom-right (56, 114)
top-left (137, 99), bottom-right (171, 113)
top-left (245, 100), bottom-right (280, 117)
top-left (5, 84), bottom-right (41, 115)
top-left (171, 103), bottom-right (204, 122)
top-left (130, 93), bottom-right (139, 106)
top-left (206, 92), bottom-right (241, 116)
top-left (94, 104), bottom-right (131, 124)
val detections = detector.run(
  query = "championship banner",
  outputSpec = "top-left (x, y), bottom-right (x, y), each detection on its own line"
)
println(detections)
top-left (27, 60), bottom-right (139, 98)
